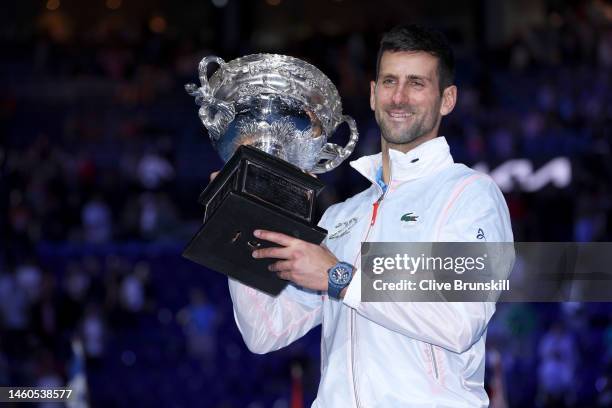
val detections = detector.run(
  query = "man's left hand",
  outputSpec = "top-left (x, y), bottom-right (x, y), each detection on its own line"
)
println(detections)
top-left (251, 229), bottom-right (337, 292)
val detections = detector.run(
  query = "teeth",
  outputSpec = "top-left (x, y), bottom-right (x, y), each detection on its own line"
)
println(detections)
top-left (388, 112), bottom-right (412, 118)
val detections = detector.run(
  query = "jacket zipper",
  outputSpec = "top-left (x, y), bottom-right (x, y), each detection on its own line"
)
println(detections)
top-left (429, 344), bottom-right (439, 380)
top-left (350, 310), bottom-right (360, 408)
top-left (370, 199), bottom-right (381, 226)
top-left (351, 180), bottom-right (388, 407)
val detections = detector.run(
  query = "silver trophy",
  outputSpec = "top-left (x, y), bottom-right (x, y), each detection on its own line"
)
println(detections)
top-left (183, 53), bottom-right (358, 295)
top-left (184, 53), bottom-right (358, 172)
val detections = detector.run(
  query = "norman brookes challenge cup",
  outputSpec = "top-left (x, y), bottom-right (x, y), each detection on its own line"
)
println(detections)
top-left (182, 54), bottom-right (359, 295)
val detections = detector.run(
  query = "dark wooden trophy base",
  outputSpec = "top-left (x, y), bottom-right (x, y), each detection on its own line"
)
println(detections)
top-left (182, 145), bottom-right (327, 295)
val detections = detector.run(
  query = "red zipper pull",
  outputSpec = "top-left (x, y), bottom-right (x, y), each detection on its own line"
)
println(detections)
top-left (370, 200), bottom-right (381, 226)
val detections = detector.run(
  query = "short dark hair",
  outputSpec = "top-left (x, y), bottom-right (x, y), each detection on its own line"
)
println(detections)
top-left (376, 24), bottom-right (455, 94)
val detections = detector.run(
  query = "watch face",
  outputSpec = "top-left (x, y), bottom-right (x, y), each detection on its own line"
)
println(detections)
top-left (331, 267), bottom-right (351, 285)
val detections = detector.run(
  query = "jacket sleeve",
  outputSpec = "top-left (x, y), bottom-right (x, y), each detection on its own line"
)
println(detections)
top-left (228, 208), bottom-right (334, 354)
top-left (228, 279), bottom-right (322, 354)
top-left (342, 176), bottom-right (513, 353)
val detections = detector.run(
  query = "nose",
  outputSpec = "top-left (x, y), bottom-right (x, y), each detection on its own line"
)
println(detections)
top-left (391, 83), bottom-right (409, 106)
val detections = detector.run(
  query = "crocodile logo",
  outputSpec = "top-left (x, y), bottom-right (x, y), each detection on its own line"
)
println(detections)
top-left (400, 212), bottom-right (419, 222)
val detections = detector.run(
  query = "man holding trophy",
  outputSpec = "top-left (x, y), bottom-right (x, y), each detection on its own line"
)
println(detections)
top-left (185, 24), bottom-right (513, 407)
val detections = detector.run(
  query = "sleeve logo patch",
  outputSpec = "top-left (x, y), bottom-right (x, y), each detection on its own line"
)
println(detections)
top-left (476, 228), bottom-right (486, 240)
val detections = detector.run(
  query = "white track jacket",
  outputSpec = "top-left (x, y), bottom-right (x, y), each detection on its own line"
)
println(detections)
top-left (228, 137), bottom-right (514, 407)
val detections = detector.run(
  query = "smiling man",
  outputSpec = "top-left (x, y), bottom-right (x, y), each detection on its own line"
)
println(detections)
top-left (228, 24), bottom-right (513, 407)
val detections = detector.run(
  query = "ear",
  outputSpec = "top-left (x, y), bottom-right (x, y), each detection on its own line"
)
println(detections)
top-left (440, 85), bottom-right (457, 116)
top-left (369, 80), bottom-right (376, 112)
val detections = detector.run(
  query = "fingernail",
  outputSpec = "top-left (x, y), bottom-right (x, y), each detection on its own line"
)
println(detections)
top-left (252, 251), bottom-right (259, 258)
top-left (253, 230), bottom-right (261, 237)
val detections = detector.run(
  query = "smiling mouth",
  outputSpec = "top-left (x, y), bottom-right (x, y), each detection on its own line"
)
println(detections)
top-left (387, 111), bottom-right (414, 120)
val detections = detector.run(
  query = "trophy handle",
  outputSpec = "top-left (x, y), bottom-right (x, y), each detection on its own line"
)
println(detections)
top-left (185, 56), bottom-right (235, 141)
top-left (311, 115), bottom-right (359, 174)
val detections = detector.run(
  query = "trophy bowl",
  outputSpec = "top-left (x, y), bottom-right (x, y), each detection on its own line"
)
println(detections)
top-left (185, 53), bottom-right (358, 173)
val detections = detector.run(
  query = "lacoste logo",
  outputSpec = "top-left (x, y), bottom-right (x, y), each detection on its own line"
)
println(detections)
top-left (400, 212), bottom-right (419, 222)
top-left (329, 217), bottom-right (358, 239)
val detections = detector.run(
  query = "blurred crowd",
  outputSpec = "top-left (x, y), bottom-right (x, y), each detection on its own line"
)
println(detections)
top-left (0, 245), bottom-right (319, 406)
top-left (1, 1), bottom-right (612, 407)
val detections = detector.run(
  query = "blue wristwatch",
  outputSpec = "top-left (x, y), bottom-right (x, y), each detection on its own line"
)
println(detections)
top-left (327, 261), bottom-right (354, 299)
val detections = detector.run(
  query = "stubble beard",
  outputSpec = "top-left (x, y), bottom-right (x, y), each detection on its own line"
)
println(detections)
top-left (376, 102), bottom-right (441, 147)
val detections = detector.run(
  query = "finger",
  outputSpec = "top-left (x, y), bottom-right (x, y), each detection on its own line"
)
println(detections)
top-left (268, 260), bottom-right (293, 272)
top-left (253, 229), bottom-right (296, 246)
top-left (252, 246), bottom-right (292, 260)
top-left (209, 171), bottom-right (220, 181)
top-left (275, 270), bottom-right (292, 281)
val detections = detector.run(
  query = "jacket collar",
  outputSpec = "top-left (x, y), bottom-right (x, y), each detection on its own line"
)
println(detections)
top-left (349, 136), bottom-right (454, 186)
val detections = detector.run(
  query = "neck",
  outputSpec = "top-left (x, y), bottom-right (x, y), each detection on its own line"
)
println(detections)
top-left (380, 134), bottom-right (437, 183)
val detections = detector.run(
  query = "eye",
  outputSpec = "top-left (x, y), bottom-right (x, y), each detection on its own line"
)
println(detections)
top-left (410, 80), bottom-right (424, 88)
top-left (382, 78), bottom-right (396, 86)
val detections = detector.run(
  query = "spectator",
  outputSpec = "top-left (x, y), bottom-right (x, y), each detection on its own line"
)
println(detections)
top-left (537, 322), bottom-right (577, 407)
top-left (178, 288), bottom-right (219, 366)
top-left (81, 195), bottom-right (112, 243)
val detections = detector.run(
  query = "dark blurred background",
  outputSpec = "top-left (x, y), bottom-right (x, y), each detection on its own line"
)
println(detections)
top-left (1, 0), bottom-right (612, 407)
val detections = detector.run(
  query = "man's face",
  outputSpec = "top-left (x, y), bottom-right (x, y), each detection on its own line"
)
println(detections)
top-left (370, 51), bottom-right (455, 147)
